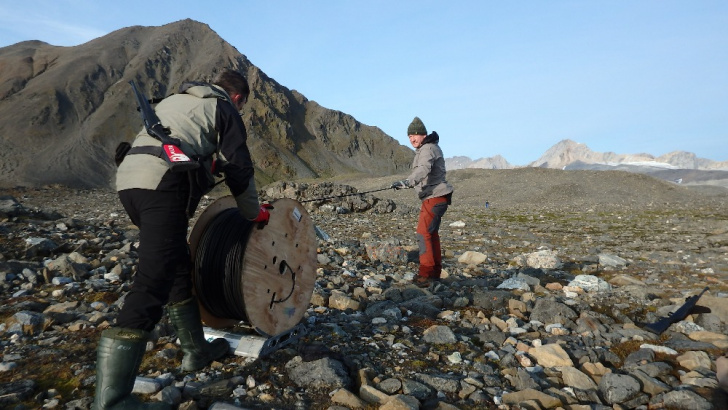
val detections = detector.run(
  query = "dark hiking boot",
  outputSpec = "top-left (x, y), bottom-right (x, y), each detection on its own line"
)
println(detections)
top-left (168, 297), bottom-right (229, 372)
top-left (92, 327), bottom-right (171, 409)
top-left (414, 275), bottom-right (439, 288)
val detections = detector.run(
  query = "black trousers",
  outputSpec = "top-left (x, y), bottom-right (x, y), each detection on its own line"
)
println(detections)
top-left (116, 188), bottom-right (193, 331)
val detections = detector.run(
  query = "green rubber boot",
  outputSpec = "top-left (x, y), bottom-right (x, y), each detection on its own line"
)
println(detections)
top-left (168, 297), bottom-right (230, 372)
top-left (92, 327), bottom-right (171, 410)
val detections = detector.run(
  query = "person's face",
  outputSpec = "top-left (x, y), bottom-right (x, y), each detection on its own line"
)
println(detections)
top-left (409, 134), bottom-right (426, 148)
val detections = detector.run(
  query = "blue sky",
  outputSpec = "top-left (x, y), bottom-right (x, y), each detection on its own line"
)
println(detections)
top-left (1, 1), bottom-right (726, 165)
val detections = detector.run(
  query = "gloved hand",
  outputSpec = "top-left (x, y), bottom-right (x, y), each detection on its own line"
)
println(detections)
top-left (252, 203), bottom-right (273, 224)
top-left (390, 180), bottom-right (409, 190)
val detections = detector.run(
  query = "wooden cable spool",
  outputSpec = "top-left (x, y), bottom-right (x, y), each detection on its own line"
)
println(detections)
top-left (188, 196), bottom-right (317, 336)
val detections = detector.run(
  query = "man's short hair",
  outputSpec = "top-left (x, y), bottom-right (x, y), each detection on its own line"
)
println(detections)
top-left (213, 69), bottom-right (250, 98)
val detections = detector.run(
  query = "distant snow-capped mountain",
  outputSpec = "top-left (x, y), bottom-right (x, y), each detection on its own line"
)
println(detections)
top-left (446, 139), bottom-right (728, 188)
top-left (528, 139), bottom-right (728, 170)
top-left (448, 139), bottom-right (728, 171)
top-left (445, 155), bottom-right (512, 170)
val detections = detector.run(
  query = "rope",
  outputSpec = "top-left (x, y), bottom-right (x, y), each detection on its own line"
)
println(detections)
top-left (298, 187), bottom-right (393, 203)
top-left (193, 208), bottom-right (253, 320)
top-left (212, 177), bottom-right (395, 203)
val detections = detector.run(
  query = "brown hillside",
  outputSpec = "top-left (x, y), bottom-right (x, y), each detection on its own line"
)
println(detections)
top-left (0, 19), bottom-right (413, 189)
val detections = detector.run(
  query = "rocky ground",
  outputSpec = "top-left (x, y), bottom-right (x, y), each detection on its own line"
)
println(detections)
top-left (1, 168), bottom-right (728, 410)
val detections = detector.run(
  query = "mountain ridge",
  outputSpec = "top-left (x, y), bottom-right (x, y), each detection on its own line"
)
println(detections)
top-left (446, 139), bottom-right (728, 171)
top-left (445, 139), bottom-right (728, 188)
top-left (0, 19), bottom-right (414, 189)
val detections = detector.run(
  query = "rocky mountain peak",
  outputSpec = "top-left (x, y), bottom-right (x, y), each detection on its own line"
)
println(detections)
top-left (527, 139), bottom-right (727, 171)
top-left (531, 139), bottom-right (611, 169)
top-left (0, 19), bottom-right (413, 189)
top-left (445, 154), bottom-right (512, 171)
top-left (656, 151), bottom-right (700, 169)
top-left (448, 140), bottom-right (728, 188)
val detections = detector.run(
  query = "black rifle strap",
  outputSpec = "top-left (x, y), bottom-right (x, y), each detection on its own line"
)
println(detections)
top-left (115, 142), bottom-right (131, 167)
top-left (127, 145), bottom-right (164, 158)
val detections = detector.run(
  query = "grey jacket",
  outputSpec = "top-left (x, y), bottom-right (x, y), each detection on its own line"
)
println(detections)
top-left (406, 132), bottom-right (454, 201)
top-left (116, 83), bottom-right (259, 219)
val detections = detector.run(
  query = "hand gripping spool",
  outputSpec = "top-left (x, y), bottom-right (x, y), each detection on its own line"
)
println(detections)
top-left (188, 196), bottom-right (317, 337)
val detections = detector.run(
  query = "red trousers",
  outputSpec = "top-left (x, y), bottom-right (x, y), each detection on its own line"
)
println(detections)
top-left (416, 195), bottom-right (449, 278)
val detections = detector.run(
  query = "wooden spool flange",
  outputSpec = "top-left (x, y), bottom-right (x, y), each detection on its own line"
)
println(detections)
top-left (188, 196), bottom-right (317, 336)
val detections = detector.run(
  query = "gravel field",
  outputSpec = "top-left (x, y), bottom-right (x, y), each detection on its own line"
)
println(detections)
top-left (1, 168), bottom-right (728, 409)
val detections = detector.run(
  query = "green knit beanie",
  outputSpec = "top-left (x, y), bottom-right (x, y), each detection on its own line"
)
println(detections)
top-left (407, 116), bottom-right (427, 136)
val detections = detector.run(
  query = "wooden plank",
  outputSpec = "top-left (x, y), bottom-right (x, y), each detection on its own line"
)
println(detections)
top-left (241, 198), bottom-right (317, 335)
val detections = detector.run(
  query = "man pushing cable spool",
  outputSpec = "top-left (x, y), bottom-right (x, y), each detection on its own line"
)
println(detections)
top-left (99, 70), bottom-right (282, 409)
top-left (188, 195), bottom-right (317, 355)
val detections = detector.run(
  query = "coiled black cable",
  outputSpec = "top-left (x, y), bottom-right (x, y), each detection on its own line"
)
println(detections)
top-left (193, 208), bottom-right (254, 320)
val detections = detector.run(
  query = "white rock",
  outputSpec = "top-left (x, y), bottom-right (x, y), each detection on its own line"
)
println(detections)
top-left (640, 343), bottom-right (678, 355)
top-left (457, 251), bottom-right (487, 265)
top-left (567, 275), bottom-right (612, 292)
